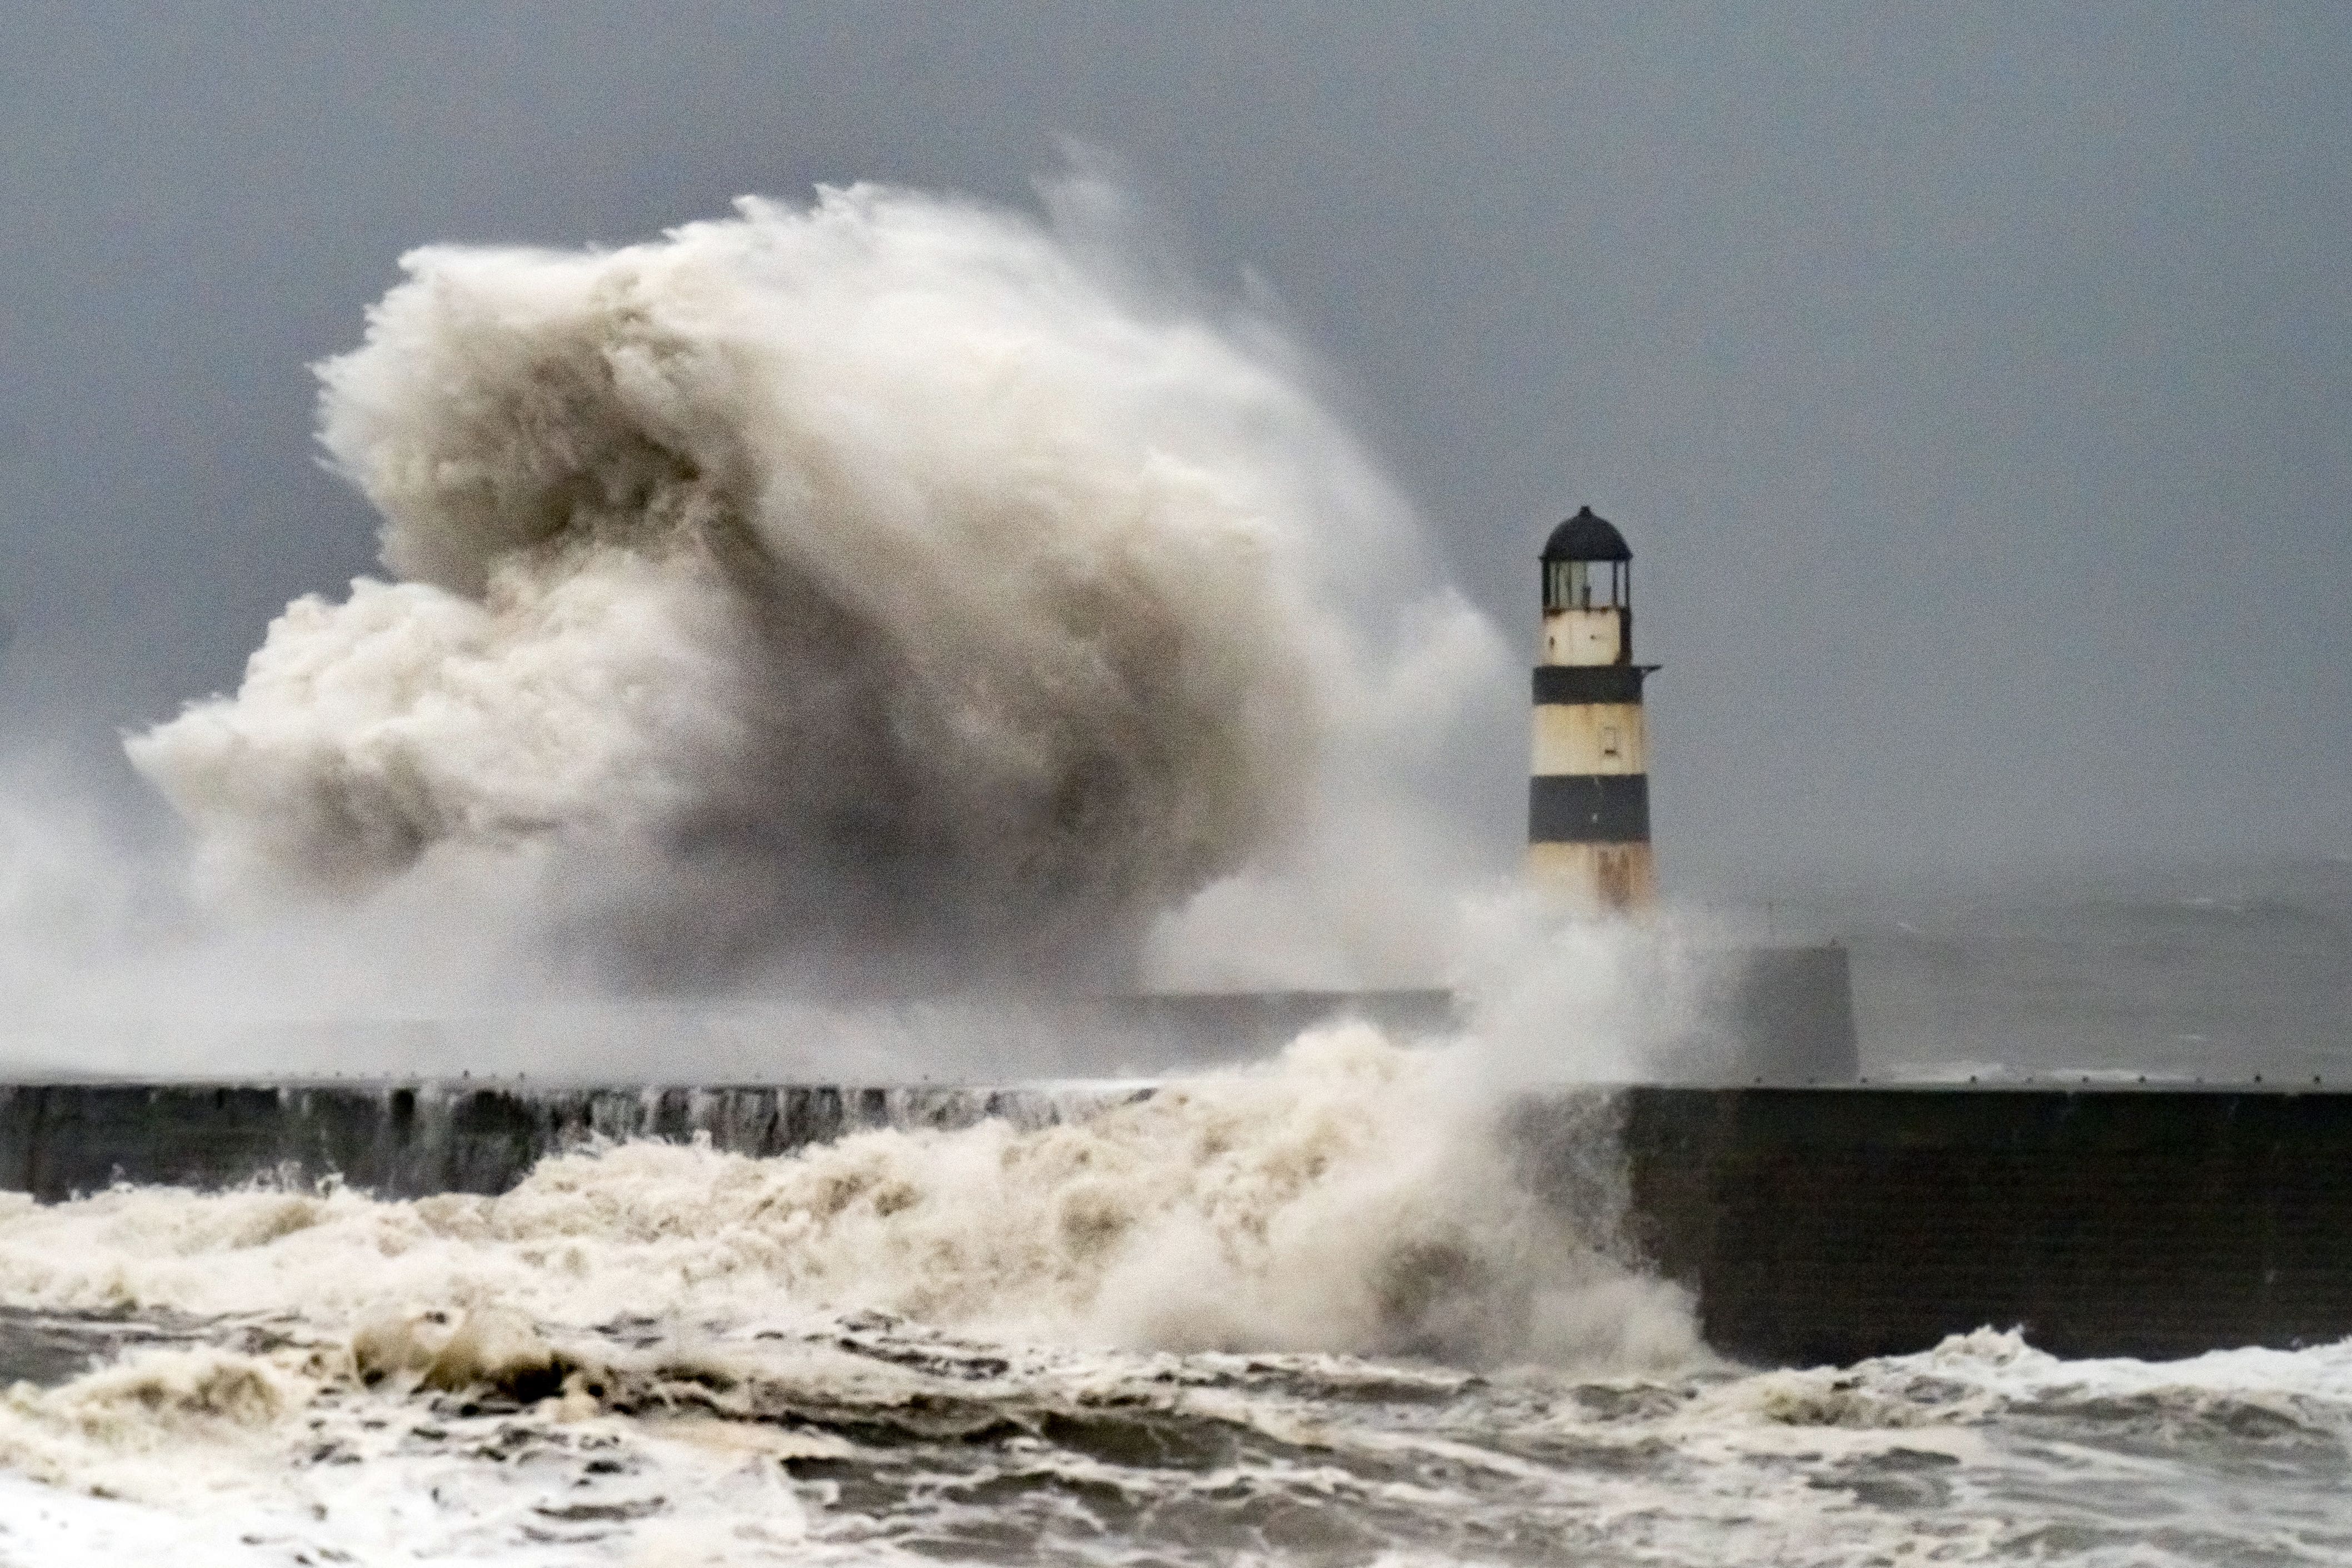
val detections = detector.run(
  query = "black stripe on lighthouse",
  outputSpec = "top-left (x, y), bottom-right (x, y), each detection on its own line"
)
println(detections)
top-left (1529, 773), bottom-right (1650, 843)
top-left (1532, 665), bottom-right (1651, 705)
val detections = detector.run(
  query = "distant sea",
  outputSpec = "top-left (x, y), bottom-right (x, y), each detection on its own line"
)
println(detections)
top-left (1802, 854), bottom-right (2352, 1083)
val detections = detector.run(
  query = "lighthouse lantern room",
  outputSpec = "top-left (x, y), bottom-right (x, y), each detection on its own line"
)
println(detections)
top-left (1529, 506), bottom-right (1658, 911)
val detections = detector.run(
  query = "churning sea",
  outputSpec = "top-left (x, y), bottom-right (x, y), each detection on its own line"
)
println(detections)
top-left (1, 857), bottom-right (2346, 1566)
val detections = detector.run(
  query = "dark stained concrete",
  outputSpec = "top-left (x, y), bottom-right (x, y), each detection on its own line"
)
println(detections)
top-left (1604, 1085), bottom-right (2352, 1365)
top-left (0, 1081), bottom-right (1122, 1201)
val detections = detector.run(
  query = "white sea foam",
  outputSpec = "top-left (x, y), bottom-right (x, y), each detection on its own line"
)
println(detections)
top-left (0, 1026), bottom-right (1691, 1370)
top-left (1, 1021), bottom-right (2345, 1567)
top-left (4, 1262), bottom-right (2348, 1564)
top-left (6, 1021), bottom-right (2336, 1564)
top-left (0, 1022), bottom-right (1717, 1562)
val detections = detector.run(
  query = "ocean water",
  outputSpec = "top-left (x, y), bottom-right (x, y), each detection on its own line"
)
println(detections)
top-left (1835, 855), bottom-right (2352, 1083)
top-left (7, 1314), bottom-right (2350, 1566)
top-left (3, 1009), bottom-right (2350, 1566)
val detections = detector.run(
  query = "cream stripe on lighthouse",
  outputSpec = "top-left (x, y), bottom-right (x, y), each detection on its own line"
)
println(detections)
top-left (1531, 703), bottom-right (1647, 777)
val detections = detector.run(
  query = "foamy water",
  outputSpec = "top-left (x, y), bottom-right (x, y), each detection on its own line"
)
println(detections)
top-left (5, 1265), bottom-right (2349, 1564)
top-left (3, 1028), bottom-right (2348, 1565)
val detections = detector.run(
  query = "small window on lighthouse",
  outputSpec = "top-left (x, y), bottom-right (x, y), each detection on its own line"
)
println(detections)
top-left (1601, 725), bottom-right (1621, 758)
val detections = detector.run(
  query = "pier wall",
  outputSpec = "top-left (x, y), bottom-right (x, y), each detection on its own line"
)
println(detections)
top-left (1603, 1085), bottom-right (2352, 1365)
top-left (7, 1075), bottom-right (2350, 1365)
top-left (0, 1082), bottom-right (1125, 1202)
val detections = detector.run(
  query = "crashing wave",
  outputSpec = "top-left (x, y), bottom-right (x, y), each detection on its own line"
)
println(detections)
top-left (128, 183), bottom-right (1493, 983)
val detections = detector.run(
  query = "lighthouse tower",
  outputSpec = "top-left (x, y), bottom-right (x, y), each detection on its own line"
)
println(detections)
top-left (1529, 506), bottom-right (1658, 911)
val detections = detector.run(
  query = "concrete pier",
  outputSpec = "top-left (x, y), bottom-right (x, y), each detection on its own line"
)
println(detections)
top-left (0, 1080), bottom-right (1131, 1201)
top-left (6, 1075), bottom-right (2349, 1365)
top-left (1602, 1083), bottom-right (2352, 1365)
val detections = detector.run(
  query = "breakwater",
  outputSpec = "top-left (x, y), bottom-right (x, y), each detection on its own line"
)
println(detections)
top-left (1607, 1083), bottom-right (2352, 1365)
top-left (7, 1075), bottom-right (2349, 1365)
top-left (0, 1080), bottom-right (1136, 1202)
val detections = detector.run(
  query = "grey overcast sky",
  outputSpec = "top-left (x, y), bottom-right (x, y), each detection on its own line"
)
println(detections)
top-left (2, 3), bottom-right (2346, 894)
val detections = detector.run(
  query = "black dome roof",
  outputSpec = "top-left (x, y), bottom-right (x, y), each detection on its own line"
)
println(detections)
top-left (1541, 506), bottom-right (1631, 562)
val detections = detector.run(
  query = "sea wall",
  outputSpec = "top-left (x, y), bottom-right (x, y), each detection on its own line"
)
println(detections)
top-left (8, 1075), bottom-right (2349, 1365)
top-left (0, 1081), bottom-right (1132, 1201)
top-left (1602, 1085), bottom-right (2352, 1365)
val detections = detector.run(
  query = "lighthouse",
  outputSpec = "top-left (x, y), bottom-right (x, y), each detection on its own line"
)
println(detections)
top-left (1529, 506), bottom-right (1657, 911)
